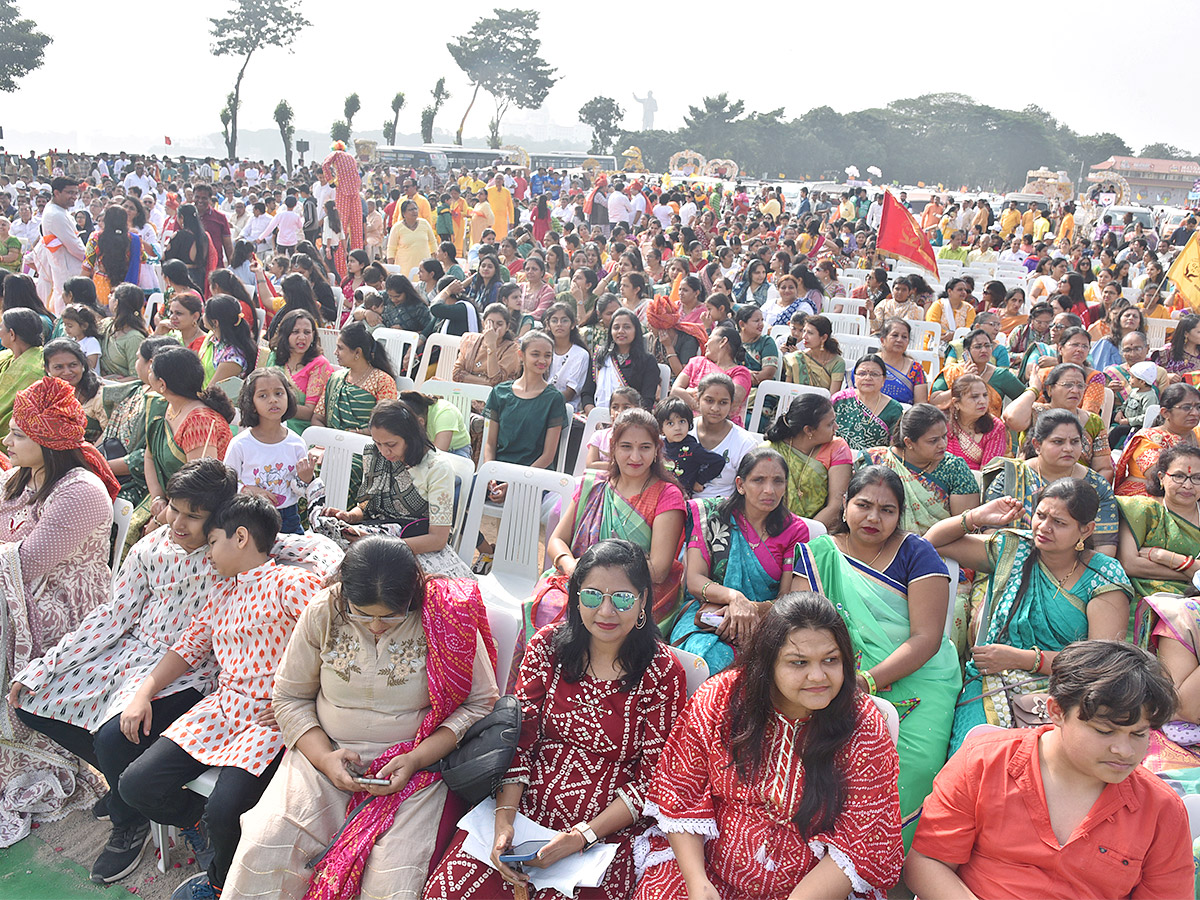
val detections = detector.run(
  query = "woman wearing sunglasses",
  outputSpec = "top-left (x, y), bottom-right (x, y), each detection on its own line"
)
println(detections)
top-left (425, 539), bottom-right (688, 900)
top-left (226, 536), bottom-right (498, 899)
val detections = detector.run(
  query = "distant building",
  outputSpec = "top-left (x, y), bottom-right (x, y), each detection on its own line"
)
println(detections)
top-left (1089, 155), bottom-right (1200, 205)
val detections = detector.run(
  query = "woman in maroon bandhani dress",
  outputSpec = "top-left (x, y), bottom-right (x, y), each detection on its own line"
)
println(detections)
top-left (634, 592), bottom-right (903, 900)
top-left (423, 540), bottom-right (686, 899)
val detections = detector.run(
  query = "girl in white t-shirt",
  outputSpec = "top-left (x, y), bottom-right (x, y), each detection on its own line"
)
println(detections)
top-left (691, 372), bottom-right (760, 500)
top-left (226, 368), bottom-right (312, 533)
top-left (61, 304), bottom-right (103, 373)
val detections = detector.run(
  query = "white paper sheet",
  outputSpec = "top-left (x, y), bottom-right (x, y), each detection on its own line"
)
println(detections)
top-left (458, 797), bottom-right (619, 894)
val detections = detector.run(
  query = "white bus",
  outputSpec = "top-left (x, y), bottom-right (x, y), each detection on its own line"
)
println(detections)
top-left (375, 145), bottom-right (450, 175)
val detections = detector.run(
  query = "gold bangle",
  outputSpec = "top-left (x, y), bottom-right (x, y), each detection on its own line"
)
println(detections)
top-left (553, 552), bottom-right (570, 571)
top-left (494, 805), bottom-right (518, 814)
top-left (701, 580), bottom-right (714, 601)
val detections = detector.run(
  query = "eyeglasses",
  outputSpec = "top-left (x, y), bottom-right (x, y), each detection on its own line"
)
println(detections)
top-left (1055, 382), bottom-right (1086, 390)
top-left (1165, 472), bottom-right (1200, 486)
top-left (578, 588), bottom-right (639, 611)
top-left (346, 611), bottom-right (407, 625)
top-left (1170, 404), bottom-right (1200, 413)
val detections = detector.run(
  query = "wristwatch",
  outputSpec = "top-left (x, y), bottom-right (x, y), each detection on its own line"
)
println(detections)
top-left (572, 822), bottom-right (599, 850)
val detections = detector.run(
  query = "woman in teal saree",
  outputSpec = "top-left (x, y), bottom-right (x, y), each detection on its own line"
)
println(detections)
top-left (926, 483), bottom-right (1133, 755)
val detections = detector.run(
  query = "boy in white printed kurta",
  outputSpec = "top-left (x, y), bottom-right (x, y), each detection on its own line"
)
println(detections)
top-left (118, 495), bottom-right (323, 900)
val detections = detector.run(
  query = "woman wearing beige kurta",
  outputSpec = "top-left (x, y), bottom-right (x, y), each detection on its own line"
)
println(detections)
top-left (225, 537), bottom-right (498, 900)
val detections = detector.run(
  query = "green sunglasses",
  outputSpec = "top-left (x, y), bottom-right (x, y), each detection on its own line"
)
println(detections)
top-left (578, 588), bottom-right (639, 611)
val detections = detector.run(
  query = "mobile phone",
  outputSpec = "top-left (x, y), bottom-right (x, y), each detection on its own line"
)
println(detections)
top-left (499, 839), bottom-right (550, 863)
top-left (352, 774), bottom-right (392, 786)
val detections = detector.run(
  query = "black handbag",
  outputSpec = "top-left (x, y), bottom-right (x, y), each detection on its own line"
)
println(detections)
top-left (423, 694), bottom-right (522, 805)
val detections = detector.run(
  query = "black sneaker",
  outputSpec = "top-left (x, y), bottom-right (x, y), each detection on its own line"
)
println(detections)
top-left (170, 872), bottom-right (217, 900)
top-left (91, 791), bottom-right (111, 822)
top-left (180, 819), bottom-right (215, 873)
top-left (90, 820), bottom-right (151, 884)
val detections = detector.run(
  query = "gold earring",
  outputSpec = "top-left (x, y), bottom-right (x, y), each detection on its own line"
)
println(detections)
top-left (636, 606), bottom-right (647, 628)
top-left (1075, 538), bottom-right (1085, 551)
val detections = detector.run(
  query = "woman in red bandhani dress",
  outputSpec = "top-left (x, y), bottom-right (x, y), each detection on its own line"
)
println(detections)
top-left (423, 540), bottom-right (686, 900)
top-left (634, 592), bottom-right (903, 900)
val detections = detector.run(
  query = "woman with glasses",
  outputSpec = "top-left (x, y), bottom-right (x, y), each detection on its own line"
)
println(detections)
top-left (1004, 362), bottom-right (1113, 482)
top-left (930, 327), bottom-right (1024, 418)
top-left (672, 448), bottom-right (810, 675)
top-left (225, 536), bottom-right (499, 899)
top-left (1088, 299), bottom-right (1139, 372)
top-left (424, 539), bottom-right (687, 900)
top-left (1154, 313), bottom-right (1200, 382)
top-left (1118, 446), bottom-right (1200, 604)
top-left (1115, 383), bottom-right (1200, 496)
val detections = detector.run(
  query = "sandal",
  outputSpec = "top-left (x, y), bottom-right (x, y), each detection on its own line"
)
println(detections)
top-left (472, 553), bottom-right (493, 575)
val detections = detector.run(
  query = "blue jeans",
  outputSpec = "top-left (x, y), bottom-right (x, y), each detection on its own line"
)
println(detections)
top-left (278, 503), bottom-right (302, 534)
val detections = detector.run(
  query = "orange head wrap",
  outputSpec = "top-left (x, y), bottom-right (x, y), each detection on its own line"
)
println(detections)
top-left (645, 274), bottom-right (708, 354)
top-left (13, 377), bottom-right (119, 499)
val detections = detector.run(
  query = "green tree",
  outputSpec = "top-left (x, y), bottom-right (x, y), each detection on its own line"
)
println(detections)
top-left (273, 100), bottom-right (295, 175)
top-left (578, 96), bottom-right (624, 154)
top-left (683, 94), bottom-right (746, 150)
top-left (0, 0), bottom-right (50, 92)
top-left (343, 92), bottom-right (361, 135)
top-left (1140, 142), bottom-right (1192, 160)
top-left (421, 78), bottom-right (450, 144)
top-left (330, 120), bottom-right (351, 144)
top-left (447, 8), bottom-right (557, 146)
top-left (209, 0), bottom-right (310, 158)
top-left (219, 91), bottom-right (239, 159)
top-left (381, 92), bottom-right (405, 145)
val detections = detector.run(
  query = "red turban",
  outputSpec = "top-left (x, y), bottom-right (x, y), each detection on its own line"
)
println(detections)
top-left (13, 377), bottom-right (120, 499)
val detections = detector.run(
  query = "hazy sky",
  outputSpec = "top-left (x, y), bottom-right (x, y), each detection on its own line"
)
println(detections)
top-left (8, 0), bottom-right (1198, 158)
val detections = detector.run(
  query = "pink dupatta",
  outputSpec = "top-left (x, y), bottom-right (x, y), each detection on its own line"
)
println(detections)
top-left (304, 578), bottom-right (496, 900)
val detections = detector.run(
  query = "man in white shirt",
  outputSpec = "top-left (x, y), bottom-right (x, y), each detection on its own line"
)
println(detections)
top-left (607, 183), bottom-right (633, 229)
top-left (112, 152), bottom-right (129, 179)
top-left (244, 164), bottom-right (261, 187)
top-left (198, 159), bottom-right (214, 181)
top-left (679, 196), bottom-right (698, 228)
top-left (122, 161), bottom-right (155, 197)
top-left (229, 200), bottom-right (250, 239)
top-left (37, 177), bottom-right (87, 313)
top-left (653, 195), bottom-right (673, 229)
top-left (10, 201), bottom-right (39, 243)
top-left (143, 193), bottom-right (166, 234)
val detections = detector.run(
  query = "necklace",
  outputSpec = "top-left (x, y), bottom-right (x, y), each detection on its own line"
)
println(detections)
top-left (1047, 557), bottom-right (1080, 601)
top-left (838, 533), bottom-right (888, 568)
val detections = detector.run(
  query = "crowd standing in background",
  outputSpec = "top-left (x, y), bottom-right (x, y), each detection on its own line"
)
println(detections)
top-left (0, 146), bottom-right (1196, 898)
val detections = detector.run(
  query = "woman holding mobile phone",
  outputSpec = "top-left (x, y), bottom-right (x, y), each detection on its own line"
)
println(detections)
top-left (425, 540), bottom-right (687, 900)
top-left (226, 537), bottom-right (498, 898)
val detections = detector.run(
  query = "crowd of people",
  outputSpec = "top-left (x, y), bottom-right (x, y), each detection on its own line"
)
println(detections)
top-left (0, 145), bottom-right (1197, 899)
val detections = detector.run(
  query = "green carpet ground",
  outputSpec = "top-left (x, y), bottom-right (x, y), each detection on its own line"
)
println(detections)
top-left (0, 833), bottom-right (132, 899)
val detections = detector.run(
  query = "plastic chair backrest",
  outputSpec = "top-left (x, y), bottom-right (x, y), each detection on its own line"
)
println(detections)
top-left (301, 426), bottom-right (372, 512)
top-left (904, 319), bottom-right (942, 351)
top-left (1146, 317), bottom-right (1172, 351)
top-left (825, 312), bottom-right (868, 337)
top-left (438, 450), bottom-right (476, 548)
top-left (769, 324), bottom-right (792, 348)
top-left (414, 332), bottom-right (464, 385)
top-left (963, 723), bottom-right (1005, 746)
top-left (909, 348), bottom-right (941, 381)
top-left (838, 334), bottom-right (882, 365)
top-left (800, 517), bottom-right (827, 539)
top-left (669, 646), bottom-right (710, 697)
top-left (943, 559), bottom-right (959, 637)
top-left (1144, 404), bottom-right (1161, 429)
top-left (574, 406), bottom-right (612, 477)
top-left (868, 695), bottom-right (900, 745)
top-left (747, 380), bottom-right (830, 434)
top-left (111, 498), bottom-right (134, 589)
top-left (373, 327), bottom-right (421, 382)
top-left (554, 415), bottom-right (573, 473)
top-left (1184, 793), bottom-right (1200, 841)
top-left (457, 461), bottom-right (575, 606)
top-left (421, 379), bottom-right (494, 457)
top-left (831, 297), bottom-right (867, 317)
top-left (658, 363), bottom-right (671, 402)
top-left (1100, 387), bottom-right (1115, 427)
top-left (485, 600), bottom-right (522, 690)
top-left (318, 327), bottom-right (339, 361)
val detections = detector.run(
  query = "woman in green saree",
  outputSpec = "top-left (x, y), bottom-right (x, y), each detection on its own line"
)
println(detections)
top-left (138, 347), bottom-right (235, 540)
top-left (312, 321), bottom-right (398, 434)
top-left (863, 403), bottom-right (979, 535)
top-left (764, 392), bottom-right (852, 531)
top-left (927, 482), bottom-right (1133, 755)
top-left (792, 465), bottom-right (960, 846)
top-left (674, 448), bottom-right (811, 675)
top-left (781, 314), bottom-right (845, 394)
top-left (0, 308), bottom-right (45, 438)
top-left (1117, 445), bottom-right (1200, 603)
top-left (833, 354), bottom-right (904, 452)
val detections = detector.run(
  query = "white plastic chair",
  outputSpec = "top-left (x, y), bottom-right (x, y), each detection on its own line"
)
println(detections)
top-left (1183, 792), bottom-right (1200, 841)
top-left (318, 327), bottom-right (340, 361)
top-left (658, 363), bottom-right (671, 401)
top-left (800, 517), bottom-right (827, 539)
top-left (1144, 403), bottom-right (1162, 429)
top-left (838, 334), bottom-right (882, 365)
top-left (421, 379), bottom-right (495, 457)
top-left (963, 723), bottom-right (1005, 746)
top-left (301, 426), bottom-right (372, 512)
top-left (769, 324), bottom-right (792, 348)
top-left (152, 768), bottom-right (220, 871)
top-left (553, 417), bottom-right (573, 473)
top-left (669, 646), bottom-right (711, 697)
top-left (456, 461), bottom-right (575, 608)
top-left (904, 319), bottom-right (942, 351)
top-left (747, 380), bottom-right (830, 434)
top-left (825, 312), bottom-right (868, 337)
top-left (943, 559), bottom-right (960, 638)
top-left (1100, 387), bottom-right (1115, 427)
top-left (485, 600), bottom-right (522, 690)
top-left (111, 498), bottom-right (134, 589)
top-left (574, 406), bottom-right (612, 477)
top-left (867, 695), bottom-right (900, 745)
top-left (909, 348), bottom-right (941, 381)
top-left (413, 332), bottom-right (463, 385)
top-left (830, 297), bottom-right (867, 317)
top-left (1146, 317), bottom-right (1172, 351)
top-left (373, 327), bottom-right (421, 383)
top-left (439, 450), bottom-right (476, 549)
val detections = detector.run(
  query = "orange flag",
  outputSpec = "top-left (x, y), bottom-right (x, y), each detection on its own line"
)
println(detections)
top-left (877, 191), bottom-right (939, 278)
